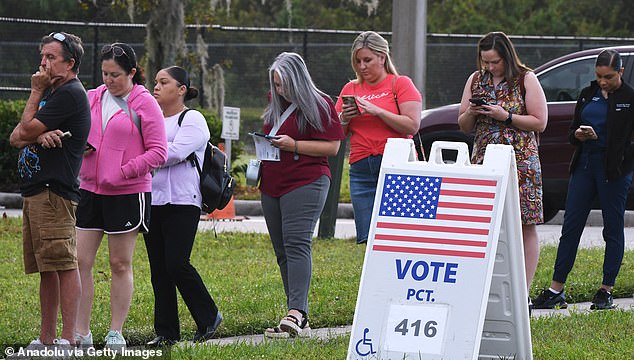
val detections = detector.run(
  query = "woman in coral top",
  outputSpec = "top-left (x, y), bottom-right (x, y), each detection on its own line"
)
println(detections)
top-left (336, 31), bottom-right (422, 244)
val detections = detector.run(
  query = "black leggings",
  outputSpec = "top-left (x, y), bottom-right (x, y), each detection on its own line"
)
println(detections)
top-left (143, 204), bottom-right (219, 340)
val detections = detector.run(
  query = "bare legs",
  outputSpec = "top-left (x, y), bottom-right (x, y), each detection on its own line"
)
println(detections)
top-left (523, 224), bottom-right (539, 289)
top-left (37, 270), bottom-right (80, 344)
top-left (77, 228), bottom-right (138, 335)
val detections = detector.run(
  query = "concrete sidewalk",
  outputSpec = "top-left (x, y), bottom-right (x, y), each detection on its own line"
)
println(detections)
top-left (192, 298), bottom-right (634, 347)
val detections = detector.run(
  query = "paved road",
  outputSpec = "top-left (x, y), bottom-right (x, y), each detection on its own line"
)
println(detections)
top-left (3, 208), bottom-right (634, 250)
top-left (199, 216), bottom-right (634, 250)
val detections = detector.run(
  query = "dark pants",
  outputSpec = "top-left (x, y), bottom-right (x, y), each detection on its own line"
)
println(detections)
top-left (143, 204), bottom-right (218, 340)
top-left (553, 150), bottom-right (633, 286)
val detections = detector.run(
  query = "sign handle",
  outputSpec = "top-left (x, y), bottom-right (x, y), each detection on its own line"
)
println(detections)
top-left (429, 141), bottom-right (471, 166)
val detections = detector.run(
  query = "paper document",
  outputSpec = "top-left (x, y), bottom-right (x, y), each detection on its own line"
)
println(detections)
top-left (250, 133), bottom-right (280, 161)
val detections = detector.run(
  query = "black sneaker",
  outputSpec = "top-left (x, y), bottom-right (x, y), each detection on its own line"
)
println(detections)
top-left (590, 288), bottom-right (615, 310)
top-left (532, 288), bottom-right (568, 309)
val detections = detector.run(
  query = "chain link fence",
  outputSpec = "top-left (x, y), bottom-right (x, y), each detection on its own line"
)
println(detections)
top-left (2, 17), bottom-right (634, 110)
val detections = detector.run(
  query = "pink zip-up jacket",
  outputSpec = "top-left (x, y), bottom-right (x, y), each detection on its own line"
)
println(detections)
top-left (80, 84), bottom-right (167, 195)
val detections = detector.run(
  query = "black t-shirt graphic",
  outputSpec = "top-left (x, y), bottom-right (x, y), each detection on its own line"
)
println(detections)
top-left (18, 78), bottom-right (91, 202)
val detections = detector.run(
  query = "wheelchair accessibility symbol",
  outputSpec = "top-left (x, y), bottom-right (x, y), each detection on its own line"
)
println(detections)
top-left (355, 328), bottom-right (376, 357)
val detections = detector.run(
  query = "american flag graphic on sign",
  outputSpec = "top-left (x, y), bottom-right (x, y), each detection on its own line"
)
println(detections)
top-left (372, 173), bottom-right (498, 259)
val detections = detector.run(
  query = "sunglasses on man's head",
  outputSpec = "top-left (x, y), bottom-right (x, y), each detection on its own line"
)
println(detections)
top-left (48, 32), bottom-right (74, 59)
top-left (101, 44), bottom-right (128, 59)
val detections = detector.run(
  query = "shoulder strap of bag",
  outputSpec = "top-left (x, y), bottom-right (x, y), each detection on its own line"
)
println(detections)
top-left (394, 75), bottom-right (426, 161)
top-left (111, 95), bottom-right (141, 136)
top-left (175, 109), bottom-right (202, 171)
top-left (391, 75), bottom-right (401, 115)
top-left (268, 103), bottom-right (297, 136)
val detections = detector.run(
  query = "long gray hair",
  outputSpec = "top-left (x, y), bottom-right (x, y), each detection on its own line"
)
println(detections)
top-left (262, 52), bottom-right (333, 133)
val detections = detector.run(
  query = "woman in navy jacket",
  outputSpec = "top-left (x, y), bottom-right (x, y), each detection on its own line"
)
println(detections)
top-left (533, 49), bottom-right (634, 310)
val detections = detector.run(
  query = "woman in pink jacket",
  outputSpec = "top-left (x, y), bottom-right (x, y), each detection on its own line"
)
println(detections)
top-left (74, 42), bottom-right (167, 349)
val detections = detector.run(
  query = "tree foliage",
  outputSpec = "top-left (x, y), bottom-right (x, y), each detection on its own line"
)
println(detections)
top-left (425, 0), bottom-right (634, 37)
top-left (3, 0), bottom-right (634, 38)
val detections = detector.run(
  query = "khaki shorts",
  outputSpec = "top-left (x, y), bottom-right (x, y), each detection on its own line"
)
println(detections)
top-left (23, 189), bottom-right (78, 274)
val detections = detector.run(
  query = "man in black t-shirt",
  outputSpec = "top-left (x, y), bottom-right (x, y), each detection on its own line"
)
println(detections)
top-left (10, 32), bottom-right (91, 348)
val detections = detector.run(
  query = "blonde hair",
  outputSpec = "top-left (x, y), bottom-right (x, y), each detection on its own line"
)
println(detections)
top-left (350, 31), bottom-right (399, 83)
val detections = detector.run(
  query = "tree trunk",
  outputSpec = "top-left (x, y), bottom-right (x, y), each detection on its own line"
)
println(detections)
top-left (145, 0), bottom-right (185, 90)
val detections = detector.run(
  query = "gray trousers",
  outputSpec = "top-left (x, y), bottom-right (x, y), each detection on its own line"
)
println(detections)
top-left (261, 175), bottom-right (330, 315)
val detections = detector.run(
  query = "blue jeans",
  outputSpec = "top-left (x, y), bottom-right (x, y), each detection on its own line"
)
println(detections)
top-left (350, 155), bottom-right (383, 244)
top-left (553, 149), bottom-right (633, 286)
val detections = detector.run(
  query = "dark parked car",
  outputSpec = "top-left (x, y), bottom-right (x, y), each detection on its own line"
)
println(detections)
top-left (415, 46), bottom-right (634, 222)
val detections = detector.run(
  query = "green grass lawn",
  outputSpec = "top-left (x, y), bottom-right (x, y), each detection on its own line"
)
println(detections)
top-left (0, 217), bottom-right (632, 358)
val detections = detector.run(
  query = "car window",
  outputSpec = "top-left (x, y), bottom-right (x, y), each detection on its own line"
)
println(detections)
top-left (538, 57), bottom-right (597, 102)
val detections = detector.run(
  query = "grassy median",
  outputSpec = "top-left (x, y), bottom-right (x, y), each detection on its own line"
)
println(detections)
top-left (0, 216), bottom-right (632, 358)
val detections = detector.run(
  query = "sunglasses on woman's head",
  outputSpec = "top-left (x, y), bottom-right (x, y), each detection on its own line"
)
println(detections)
top-left (101, 44), bottom-right (128, 59)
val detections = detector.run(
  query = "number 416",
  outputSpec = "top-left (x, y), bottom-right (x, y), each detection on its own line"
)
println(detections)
top-left (394, 319), bottom-right (438, 338)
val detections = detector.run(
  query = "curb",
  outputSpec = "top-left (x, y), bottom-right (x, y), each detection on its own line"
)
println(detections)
top-left (4, 192), bottom-right (634, 225)
top-left (0, 193), bottom-right (357, 219)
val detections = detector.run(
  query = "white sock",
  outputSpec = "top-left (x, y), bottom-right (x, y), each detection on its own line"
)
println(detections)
top-left (548, 287), bottom-right (562, 294)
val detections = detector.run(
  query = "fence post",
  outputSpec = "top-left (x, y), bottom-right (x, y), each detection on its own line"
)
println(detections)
top-left (92, 25), bottom-right (100, 89)
top-left (318, 138), bottom-right (347, 239)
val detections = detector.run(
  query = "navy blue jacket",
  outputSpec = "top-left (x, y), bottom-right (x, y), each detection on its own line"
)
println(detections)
top-left (569, 79), bottom-right (634, 180)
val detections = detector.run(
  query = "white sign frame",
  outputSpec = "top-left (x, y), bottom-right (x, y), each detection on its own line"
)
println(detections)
top-left (347, 139), bottom-right (532, 360)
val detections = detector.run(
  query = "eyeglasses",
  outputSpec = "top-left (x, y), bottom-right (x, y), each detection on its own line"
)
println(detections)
top-left (101, 44), bottom-right (128, 59)
top-left (48, 32), bottom-right (74, 60)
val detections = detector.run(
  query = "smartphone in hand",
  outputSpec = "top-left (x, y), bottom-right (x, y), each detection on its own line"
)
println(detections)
top-left (469, 98), bottom-right (489, 106)
top-left (61, 131), bottom-right (72, 139)
top-left (579, 125), bottom-right (598, 139)
top-left (342, 95), bottom-right (360, 114)
top-left (250, 132), bottom-right (280, 140)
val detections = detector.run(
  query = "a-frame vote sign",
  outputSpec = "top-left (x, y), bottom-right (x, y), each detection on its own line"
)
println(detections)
top-left (348, 139), bottom-right (532, 359)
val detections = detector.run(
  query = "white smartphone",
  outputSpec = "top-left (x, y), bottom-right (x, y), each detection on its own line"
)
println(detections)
top-left (579, 125), bottom-right (598, 139)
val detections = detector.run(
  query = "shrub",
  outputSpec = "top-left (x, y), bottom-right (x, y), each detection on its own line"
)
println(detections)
top-left (0, 100), bottom-right (242, 192)
top-left (0, 100), bottom-right (25, 192)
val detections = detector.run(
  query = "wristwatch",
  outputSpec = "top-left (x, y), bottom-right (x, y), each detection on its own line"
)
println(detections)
top-left (505, 112), bottom-right (513, 125)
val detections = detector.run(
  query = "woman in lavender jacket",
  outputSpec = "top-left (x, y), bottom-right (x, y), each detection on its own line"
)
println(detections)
top-left (143, 66), bottom-right (222, 346)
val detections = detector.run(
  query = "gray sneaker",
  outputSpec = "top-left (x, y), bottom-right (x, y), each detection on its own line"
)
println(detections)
top-left (104, 330), bottom-right (126, 351)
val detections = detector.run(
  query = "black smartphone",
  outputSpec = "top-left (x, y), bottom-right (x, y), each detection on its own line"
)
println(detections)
top-left (342, 95), bottom-right (360, 113)
top-left (251, 132), bottom-right (280, 140)
top-left (85, 142), bottom-right (96, 152)
top-left (469, 98), bottom-right (489, 106)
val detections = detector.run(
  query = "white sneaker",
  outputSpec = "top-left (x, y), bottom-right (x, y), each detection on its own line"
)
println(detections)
top-left (53, 338), bottom-right (73, 358)
top-left (74, 331), bottom-right (93, 348)
top-left (25, 338), bottom-right (45, 350)
top-left (104, 330), bottom-right (126, 351)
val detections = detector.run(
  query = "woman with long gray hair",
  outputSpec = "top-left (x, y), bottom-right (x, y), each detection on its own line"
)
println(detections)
top-left (259, 52), bottom-right (344, 338)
